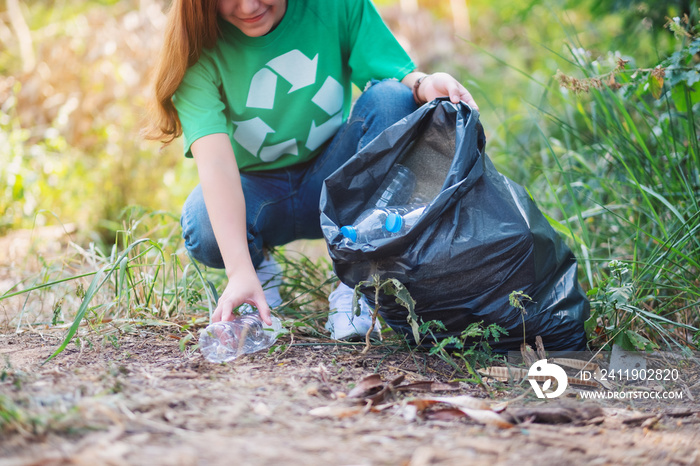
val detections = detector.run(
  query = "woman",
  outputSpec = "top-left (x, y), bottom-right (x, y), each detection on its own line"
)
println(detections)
top-left (145, 0), bottom-right (478, 340)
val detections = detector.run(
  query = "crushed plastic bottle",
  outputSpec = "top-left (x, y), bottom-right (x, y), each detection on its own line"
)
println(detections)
top-left (199, 314), bottom-right (283, 363)
top-left (340, 204), bottom-right (427, 243)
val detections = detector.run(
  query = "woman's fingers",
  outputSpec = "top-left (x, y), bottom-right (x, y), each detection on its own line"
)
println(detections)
top-left (210, 281), bottom-right (273, 325)
top-left (426, 72), bottom-right (479, 110)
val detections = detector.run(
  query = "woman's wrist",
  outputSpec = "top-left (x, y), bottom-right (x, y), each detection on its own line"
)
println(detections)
top-left (412, 74), bottom-right (428, 106)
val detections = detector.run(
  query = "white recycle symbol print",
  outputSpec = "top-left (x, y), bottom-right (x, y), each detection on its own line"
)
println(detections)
top-left (232, 49), bottom-right (344, 163)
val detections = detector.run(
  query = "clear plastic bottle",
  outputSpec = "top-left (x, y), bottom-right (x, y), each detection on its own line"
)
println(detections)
top-left (368, 164), bottom-right (417, 209)
top-left (340, 204), bottom-right (427, 243)
top-left (199, 314), bottom-right (283, 363)
top-left (384, 204), bottom-right (427, 235)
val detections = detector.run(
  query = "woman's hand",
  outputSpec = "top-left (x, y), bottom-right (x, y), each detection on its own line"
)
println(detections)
top-left (211, 264), bottom-right (272, 325)
top-left (404, 71), bottom-right (478, 110)
top-left (420, 72), bottom-right (478, 110)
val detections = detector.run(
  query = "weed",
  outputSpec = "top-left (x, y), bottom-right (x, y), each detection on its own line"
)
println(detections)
top-left (0, 395), bottom-right (26, 434)
top-left (509, 290), bottom-right (534, 346)
top-left (178, 333), bottom-right (195, 352)
top-left (353, 274), bottom-right (418, 353)
top-left (585, 259), bottom-right (662, 352)
top-left (105, 334), bottom-right (120, 350)
top-left (498, 11), bottom-right (700, 352)
top-left (420, 319), bottom-right (508, 387)
top-left (273, 246), bottom-right (337, 336)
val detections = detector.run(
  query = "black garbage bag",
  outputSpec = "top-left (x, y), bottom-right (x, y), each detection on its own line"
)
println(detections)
top-left (320, 99), bottom-right (589, 351)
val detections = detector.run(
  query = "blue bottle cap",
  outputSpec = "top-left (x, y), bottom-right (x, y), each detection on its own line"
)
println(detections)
top-left (340, 226), bottom-right (357, 242)
top-left (385, 213), bottom-right (403, 233)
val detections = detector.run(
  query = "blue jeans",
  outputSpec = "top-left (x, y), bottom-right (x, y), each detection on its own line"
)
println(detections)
top-left (181, 79), bottom-right (417, 268)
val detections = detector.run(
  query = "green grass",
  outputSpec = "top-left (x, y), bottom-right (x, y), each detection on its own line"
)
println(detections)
top-left (0, 208), bottom-right (349, 363)
top-left (506, 16), bottom-right (700, 352)
top-left (2, 1), bottom-right (699, 364)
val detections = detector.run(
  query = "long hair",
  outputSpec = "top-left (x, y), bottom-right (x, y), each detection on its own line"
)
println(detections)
top-left (143, 0), bottom-right (219, 143)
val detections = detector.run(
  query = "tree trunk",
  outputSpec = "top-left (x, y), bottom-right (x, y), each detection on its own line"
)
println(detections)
top-left (6, 0), bottom-right (35, 73)
top-left (450, 0), bottom-right (471, 38)
top-left (400, 0), bottom-right (419, 15)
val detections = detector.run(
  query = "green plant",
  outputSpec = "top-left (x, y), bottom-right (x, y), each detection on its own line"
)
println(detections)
top-left (509, 290), bottom-right (534, 346)
top-left (497, 11), bottom-right (700, 352)
top-left (0, 208), bottom-right (215, 362)
top-left (420, 319), bottom-right (508, 386)
top-left (272, 246), bottom-right (337, 338)
top-left (0, 395), bottom-right (26, 435)
top-left (585, 259), bottom-right (661, 351)
top-left (354, 274), bottom-right (419, 352)
top-left (346, 275), bottom-right (508, 383)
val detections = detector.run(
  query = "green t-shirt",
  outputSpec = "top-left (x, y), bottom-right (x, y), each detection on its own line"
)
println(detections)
top-left (173, 0), bottom-right (415, 172)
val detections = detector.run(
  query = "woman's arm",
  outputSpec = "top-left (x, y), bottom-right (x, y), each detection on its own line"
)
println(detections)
top-left (191, 133), bottom-right (272, 325)
top-left (401, 71), bottom-right (479, 110)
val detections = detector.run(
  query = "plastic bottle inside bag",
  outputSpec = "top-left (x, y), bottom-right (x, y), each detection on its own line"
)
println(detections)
top-left (199, 314), bottom-right (283, 363)
top-left (367, 164), bottom-right (417, 209)
top-left (340, 204), bottom-right (427, 243)
top-left (384, 204), bottom-right (427, 235)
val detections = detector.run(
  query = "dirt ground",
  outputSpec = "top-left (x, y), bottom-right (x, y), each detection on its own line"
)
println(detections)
top-left (1, 232), bottom-right (700, 466)
top-left (1, 323), bottom-right (699, 466)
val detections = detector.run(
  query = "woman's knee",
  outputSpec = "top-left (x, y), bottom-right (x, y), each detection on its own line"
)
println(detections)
top-left (181, 184), bottom-right (267, 269)
top-left (180, 185), bottom-right (225, 268)
top-left (361, 79), bottom-right (416, 114)
top-left (352, 79), bottom-right (416, 130)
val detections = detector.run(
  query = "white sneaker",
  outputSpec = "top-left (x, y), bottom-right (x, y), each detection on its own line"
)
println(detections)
top-left (256, 254), bottom-right (284, 308)
top-left (239, 255), bottom-right (284, 314)
top-left (325, 283), bottom-right (381, 341)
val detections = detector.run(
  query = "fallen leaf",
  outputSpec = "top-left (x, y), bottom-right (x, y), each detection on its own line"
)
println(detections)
top-left (388, 375), bottom-right (406, 387)
top-left (348, 374), bottom-right (407, 405)
top-left (505, 402), bottom-right (604, 425)
top-left (347, 374), bottom-right (384, 398)
top-left (642, 415), bottom-right (661, 429)
top-left (622, 413), bottom-right (659, 426)
top-left (478, 366), bottom-right (528, 382)
top-left (408, 398), bottom-right (513, 428)
top-left (418, 395), bottom-right (492, 411)
top-left (665, 408), bottom-right (699, 418)
top-left (308, 406), bottom-right (364, 418)
top-left (459, 407), bottom-right (514, 428)
top-left (425, 408), bottom-right (467, 421)
top-left (395, 381), bottom-right (460, 392)
top-left (566, 377), bottom-right (601, 388)
top-left (550, 357), bottom-right (598, 372)
top-left (365, 387), bottom-right (391, 405)
top-left (480, 365), bottom-right (602, 389)
top-left (407, 398), bottom-right (441, 411)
